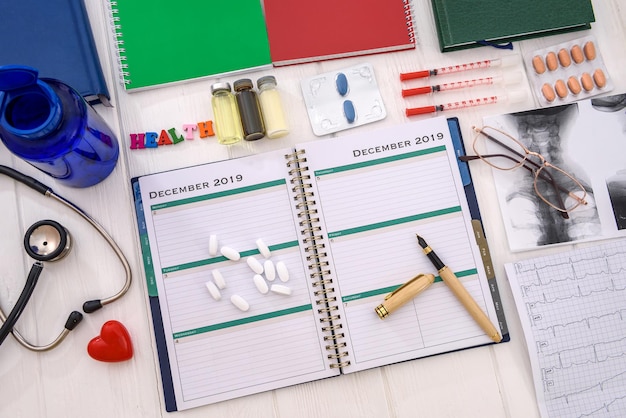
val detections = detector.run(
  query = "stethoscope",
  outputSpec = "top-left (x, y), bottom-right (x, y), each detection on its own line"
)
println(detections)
top-left (0, 165), bottom-right (132, 351)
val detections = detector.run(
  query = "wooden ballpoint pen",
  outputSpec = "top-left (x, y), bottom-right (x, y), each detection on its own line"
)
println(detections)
top-left (416, 234), bottom-right (502, 343)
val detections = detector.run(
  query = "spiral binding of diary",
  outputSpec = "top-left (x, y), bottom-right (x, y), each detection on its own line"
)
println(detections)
top-left (285, 150), bottom-right (350, 369)
top-left (403, 0), bottom-right (416, 45)
top-left (106, 1), bottom-right (131, 86)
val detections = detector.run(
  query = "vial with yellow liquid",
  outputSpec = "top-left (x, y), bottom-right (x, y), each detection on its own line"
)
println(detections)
top-left (257, 76), bottom-right (289, 139)
top-left (210, 82), bottom-right (243, 145)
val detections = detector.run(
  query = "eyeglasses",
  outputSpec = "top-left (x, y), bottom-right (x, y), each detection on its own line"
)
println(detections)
top-left (458, 125), bottom-right (587, 218)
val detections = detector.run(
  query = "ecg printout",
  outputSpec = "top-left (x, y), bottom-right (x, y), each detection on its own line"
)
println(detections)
top-left (505, 240), bottom-right (626, 418)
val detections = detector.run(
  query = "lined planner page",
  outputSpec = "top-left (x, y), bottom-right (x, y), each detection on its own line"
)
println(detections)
top-left (505, 240), bottom-right (626, 418)
top-left (137, 149), bottom-right (338, 410)
top-left (299, 116), bottom-right (501, 373)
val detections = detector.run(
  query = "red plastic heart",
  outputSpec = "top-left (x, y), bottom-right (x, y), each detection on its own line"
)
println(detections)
top-left (87, 320), bottom-right (133, 362)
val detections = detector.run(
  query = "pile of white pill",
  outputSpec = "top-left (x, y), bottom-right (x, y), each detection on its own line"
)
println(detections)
top-left (205, 236), bottom-right (292, 312)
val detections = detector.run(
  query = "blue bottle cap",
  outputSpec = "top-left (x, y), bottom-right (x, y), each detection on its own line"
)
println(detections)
top-left (0, 65), bottom-right (62, 138)
top-left (0, 65), bottom-right (39, 91)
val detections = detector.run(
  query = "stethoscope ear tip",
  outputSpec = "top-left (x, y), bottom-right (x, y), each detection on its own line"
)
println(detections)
top-left (65, 311), bottom-right (83, 330)
top-left (83, 300), bottom-right (103, 314)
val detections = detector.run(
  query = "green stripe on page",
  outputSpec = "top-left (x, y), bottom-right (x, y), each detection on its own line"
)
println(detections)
top-left (151, 179), bottom-right (286, 211)
top-left (327, 206), bottom-right (461, 239)
top-left (162, 240), bottom-right (299, 274)
top-left (314, 145), bottom-right (445, 177)
top-left (341, 269), bottom-right (478, 303)
top-left (172, 304), bottom-right (312, 339)
top-left (140, 233), bottom-right (158, 296)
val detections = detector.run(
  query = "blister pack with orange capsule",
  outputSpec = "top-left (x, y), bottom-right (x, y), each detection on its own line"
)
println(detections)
top-left (525, 35), bottom-right (613, 107)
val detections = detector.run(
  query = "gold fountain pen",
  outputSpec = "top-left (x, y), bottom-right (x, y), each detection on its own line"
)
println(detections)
top-left (375, 273), bottom-right (435, 319)
top-left (416, 234), bottom-right (502, 343)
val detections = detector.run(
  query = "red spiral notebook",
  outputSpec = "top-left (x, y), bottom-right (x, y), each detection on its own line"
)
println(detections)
top-left (264, 0), bottom-right (416, 66)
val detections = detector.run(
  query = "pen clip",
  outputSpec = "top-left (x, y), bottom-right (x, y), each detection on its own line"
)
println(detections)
top-left (385, 273), bottom-right (430, 300)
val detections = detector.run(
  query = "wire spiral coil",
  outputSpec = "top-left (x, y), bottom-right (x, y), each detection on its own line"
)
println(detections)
top-left (285, 150), bottom-right (350, 369)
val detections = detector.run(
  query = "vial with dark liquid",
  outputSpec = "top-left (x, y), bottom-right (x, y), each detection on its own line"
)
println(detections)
top-left (234, 78), bottom-right (265, 141)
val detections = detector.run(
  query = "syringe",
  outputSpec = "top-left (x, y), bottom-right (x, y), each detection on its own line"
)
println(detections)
top-left (401, 72), bottom-right (522, 97)
top-left (405, 91), bottom-right (526, 116)
top-left (400, 55), bottom-right (518, 81)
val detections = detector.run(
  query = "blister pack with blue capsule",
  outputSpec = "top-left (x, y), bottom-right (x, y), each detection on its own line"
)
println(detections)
top-left (300, 63), bottom-right (386, 136)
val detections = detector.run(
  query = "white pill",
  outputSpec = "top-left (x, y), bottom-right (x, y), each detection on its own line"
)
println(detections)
top-left (256, 238), bottom-right (271, 258)
top-left (264, 260), bottom-right (276, 281)
top-left (247, 256), bottom-right (264, 274)
top-left (211, 269), bottom-right (226, 289)
top-left (230, 294), bottom-right (249, 311)
top-left (270, 284), bottom-right (292, 296)
top-left (220, 246), bottom-right (240, 261)
top-left (276, 261), bottom-right (289, 282)
top-left (253, 274), bottom-right (269, 294)
top-left (209, 234), bottom-right (218, 256)
top-left (205, 281), bottom-right (221, 300)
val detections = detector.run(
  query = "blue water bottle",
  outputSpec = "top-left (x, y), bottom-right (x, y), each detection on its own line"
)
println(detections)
top-left (0, 65), bottom-right (119, 187)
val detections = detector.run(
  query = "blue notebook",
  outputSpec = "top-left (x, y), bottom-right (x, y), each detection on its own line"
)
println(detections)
top-left (0, 0), bottom-right (111, 106)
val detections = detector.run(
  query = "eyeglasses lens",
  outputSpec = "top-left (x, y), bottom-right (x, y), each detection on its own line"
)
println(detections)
top-left (534, 165), bottom-right (586, 212)
top-left (473, 126), bottom-right (527, 170)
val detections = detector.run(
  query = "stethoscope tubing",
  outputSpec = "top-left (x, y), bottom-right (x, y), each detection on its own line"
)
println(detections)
top-left (0, 165), bottom-right (132, 351)
top-left (49, 191), bottom-right (132, 309)
top-left (0, 263), bottom-right (43, 346)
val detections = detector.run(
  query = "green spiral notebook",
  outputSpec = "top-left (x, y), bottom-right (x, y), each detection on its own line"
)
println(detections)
top-left (108, 0), bottom-right (272, 91)
top-left (431, 0), bottom-right (595, 52)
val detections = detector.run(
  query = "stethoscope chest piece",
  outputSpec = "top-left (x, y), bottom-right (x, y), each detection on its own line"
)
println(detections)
top-left (24, 220), bottom-right (72, 262)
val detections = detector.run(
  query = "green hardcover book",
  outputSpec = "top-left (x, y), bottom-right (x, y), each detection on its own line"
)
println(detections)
top-left (430, 0), bottom-right (596, 52)
top-left (109, 0), bottom-right (272, 91)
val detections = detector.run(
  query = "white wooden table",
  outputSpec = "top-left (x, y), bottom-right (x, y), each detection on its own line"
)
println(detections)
top-left (1, 1), bottom-right (625, 417)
